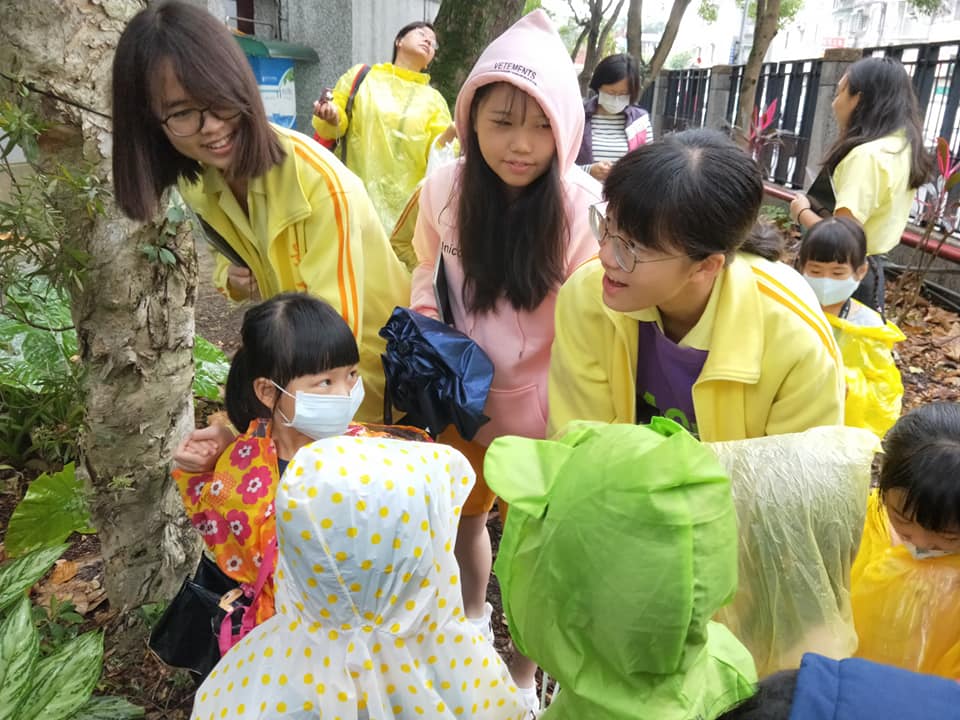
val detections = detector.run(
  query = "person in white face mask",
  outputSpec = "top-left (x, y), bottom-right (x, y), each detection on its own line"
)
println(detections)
top-left (575, 53), bottom-right (653, 181)
top-left (798, 217), bottom-right (905, 438)
top-left (168, 293), bottom-right (430, 667)
top-left (850, 402), bottom-right (960, 678)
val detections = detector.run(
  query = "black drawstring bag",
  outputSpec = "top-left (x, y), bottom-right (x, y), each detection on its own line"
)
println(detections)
top-left (148, 554), bottom-right (250, 680)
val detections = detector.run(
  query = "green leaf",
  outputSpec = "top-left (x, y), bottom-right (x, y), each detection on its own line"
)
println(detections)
top-left (68, 696), bottom-right (145, 720)
top-left (4, 463), bottom-right (95, 558)
top-left (165, 204), bottom-right (185, 224)
top-left (0, 596), bottom-right (39, 720)
top-left (946, 170), bottom-right (960, 192)
top-left (193, 335), bottom-right (229, 402)
top-left (158, 247), bottom-right (177, 266)
top-left (14, 630), bottom-right (103, 720)
top-left (0, 545), bottom-right (69, 614)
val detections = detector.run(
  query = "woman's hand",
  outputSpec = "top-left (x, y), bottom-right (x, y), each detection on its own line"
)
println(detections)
top-left (226, 265), bottom-right (259, 301)
top-left (790, 194), bottom-right (812, 224)
top-left (313, 98), bottom-right (340, 125)
top-left (437, 123), bottom-right (458, 147)
top-left (589, 161), bottom-right (613, 181)
top-left (173, 424), bottom-right (236, 473)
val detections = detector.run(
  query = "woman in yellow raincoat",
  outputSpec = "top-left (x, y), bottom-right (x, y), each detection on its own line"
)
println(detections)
top-left (797, 217), bottom-right (904, 438)
top-left (313, 21), bottom-right (456, 255)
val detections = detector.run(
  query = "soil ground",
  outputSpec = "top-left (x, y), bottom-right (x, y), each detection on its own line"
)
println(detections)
top-left (1, 260), bottom-right (957, 717)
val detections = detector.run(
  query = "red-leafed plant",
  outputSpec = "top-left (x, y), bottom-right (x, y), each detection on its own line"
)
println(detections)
top-left (746, 98), bottom-right (779, 159)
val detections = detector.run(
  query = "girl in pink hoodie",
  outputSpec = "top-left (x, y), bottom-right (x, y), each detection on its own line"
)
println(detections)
top-left (410, 9), bottom-right (601, 706)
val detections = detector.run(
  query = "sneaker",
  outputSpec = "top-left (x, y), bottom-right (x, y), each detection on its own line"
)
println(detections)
top-left (467, 601), bottom-right (494, 644)
top-left (517, 685), bottom-right (540, 717)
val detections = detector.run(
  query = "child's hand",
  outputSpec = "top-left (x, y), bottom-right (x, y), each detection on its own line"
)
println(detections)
top-left (173, 425), bottom-right (236, 472)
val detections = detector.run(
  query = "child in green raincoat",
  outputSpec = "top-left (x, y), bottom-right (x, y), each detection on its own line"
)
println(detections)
top-left (798, 217), bottom-right (905, 438)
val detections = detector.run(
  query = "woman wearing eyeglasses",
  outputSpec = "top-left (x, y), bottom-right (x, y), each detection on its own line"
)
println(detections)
top-left (111, 0), bottom-right (409, 424)
top-left (312, 21), bottom-right (456, 257)
top-left (548, 129), bottom-right (844, 441)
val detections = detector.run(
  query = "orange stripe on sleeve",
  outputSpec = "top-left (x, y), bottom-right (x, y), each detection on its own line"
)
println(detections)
top-left (752, 266), bottom-right (834, 340)
top-left (755, 282), bottom-right (839, 365)
top-left (292, 143), bottom-right (359, 336)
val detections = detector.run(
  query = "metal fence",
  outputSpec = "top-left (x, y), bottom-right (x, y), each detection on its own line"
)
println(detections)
top-left (864, 41), bottom-right (960, 156)
top-left (661, 68), bottom-right (710, 134)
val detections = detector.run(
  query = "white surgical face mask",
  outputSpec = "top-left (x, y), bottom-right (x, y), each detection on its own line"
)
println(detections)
top-left (273, 377), bottom-right (365, 440)
top-left (803, 275), bottom-right (860, 307)
top-left (902, 541), bottom-right (954, 560)
top-left (598, 91), bottom-right (630, 115)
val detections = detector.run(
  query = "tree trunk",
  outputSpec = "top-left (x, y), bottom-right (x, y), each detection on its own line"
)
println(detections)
top-left (640, 0), bottom-right (695, 93)
top-left (735, 0), bottom-right (781, 137)
top-left (0, 0), bottom-right (200, 633)
top-left (431, 0), bottom-right (525, 107)
top-left (627, 0), bottom-right (643, 64)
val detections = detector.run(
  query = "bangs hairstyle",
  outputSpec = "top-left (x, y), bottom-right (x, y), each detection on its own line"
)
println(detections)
top-left (456, 82), bottom-right (567, 314)
top-left (879, 402), bottom-right (960, 534)
top-left (225, 293), bottom-right (360, 430)
top-left (798, 216), bottom-right (867, 268)
top-left (589, 53), bottom-right (640, 103)
top-left (111, 0), bottom-right (284, 222)
top-left (604, 129), bottom-right (769, 260)
top-left (823, 56), bottom-right (931, 189)
top-left (392, 21), bottom-right (435, 63)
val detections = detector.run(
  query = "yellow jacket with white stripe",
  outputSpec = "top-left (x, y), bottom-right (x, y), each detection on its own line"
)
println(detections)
top-left (547, 253), bottom-right (844, 441)
top-left (179, 125), bottom-right (410, 423)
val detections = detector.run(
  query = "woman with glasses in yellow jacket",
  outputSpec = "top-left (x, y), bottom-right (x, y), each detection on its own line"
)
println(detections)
top-left (548, 130), bottom-right (844, 442)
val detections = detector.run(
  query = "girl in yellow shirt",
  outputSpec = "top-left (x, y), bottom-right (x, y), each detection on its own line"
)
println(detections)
top-left (791, 56), bottom-right (931, 310)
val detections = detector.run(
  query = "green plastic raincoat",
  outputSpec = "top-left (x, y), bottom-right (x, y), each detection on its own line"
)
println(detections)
top-left (485, 419), bottom-right (757, 720)
top-left (312, 62), bottom-right (452, 237)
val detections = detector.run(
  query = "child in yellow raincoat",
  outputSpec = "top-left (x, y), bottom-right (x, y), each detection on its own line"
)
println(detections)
top-left (851, 403), bottom-right (960, 678)
top-left (798, 217), bottom-right (905, 438)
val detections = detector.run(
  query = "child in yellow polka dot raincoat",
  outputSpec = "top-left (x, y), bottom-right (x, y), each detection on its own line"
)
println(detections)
top-left (191, 435), bottom-right (525, 720)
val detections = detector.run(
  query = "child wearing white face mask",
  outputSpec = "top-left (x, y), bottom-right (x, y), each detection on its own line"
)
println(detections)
top-left (799, 217), bottom-right (905, 438)
top-left (851, 402), bottom-right (960, 678)
top-left (170, 293), bottom-right (428, 640)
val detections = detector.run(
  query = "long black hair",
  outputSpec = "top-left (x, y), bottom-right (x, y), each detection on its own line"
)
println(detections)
top-left (879, 402), bottom-right (960, 534)
top-left (604, 129), bottom-right (771, 260)
top-left (225, 293), bottom-right (359, 430)
top-left (111, 0), bottom-right (284, 221)
top-left (456, 82), bottom-right (568, 314)
top-left (823, 56), bottom-right (931, 189)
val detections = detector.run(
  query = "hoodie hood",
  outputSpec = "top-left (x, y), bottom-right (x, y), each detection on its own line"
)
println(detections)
top-left (454, 9), bottom-right (584, 173)
top-left (486, 419), bottom-right (756, 719)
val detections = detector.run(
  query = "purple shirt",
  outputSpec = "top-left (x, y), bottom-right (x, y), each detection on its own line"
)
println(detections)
top-left (635, 321), bottom-right (708, 437)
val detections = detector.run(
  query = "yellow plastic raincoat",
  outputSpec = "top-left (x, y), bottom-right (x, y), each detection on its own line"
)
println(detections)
top-left (852, 490), bottom-right (960, 678)
top-left (312, 62), bottom-right (452, 236)
top-left (828, 313), bottom-right (905, 438)
top-left (710, 427), bottom-right (880, 677)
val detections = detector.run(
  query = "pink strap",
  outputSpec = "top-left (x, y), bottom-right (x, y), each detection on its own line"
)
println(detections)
top-left (218, 538), bottom-right (277, 656)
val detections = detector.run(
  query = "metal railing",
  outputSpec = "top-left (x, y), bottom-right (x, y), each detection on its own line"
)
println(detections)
top-left (661, 68), bottom-right (711, 133)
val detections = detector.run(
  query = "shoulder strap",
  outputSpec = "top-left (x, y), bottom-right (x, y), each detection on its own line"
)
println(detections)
top-left (345, 64), bottom-right (371, 119)
top-left (339, 64), bottom-right (371, 165)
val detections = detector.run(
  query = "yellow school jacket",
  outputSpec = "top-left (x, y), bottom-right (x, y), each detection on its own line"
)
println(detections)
top-left (548, 253), bottom-right (844, 441)
top-left (179, 126), bottom-right (410, 423)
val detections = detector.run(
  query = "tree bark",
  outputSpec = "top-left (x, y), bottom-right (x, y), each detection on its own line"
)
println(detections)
top-left (0, 0), bottom-right (200, 629)
top-left (578, 0), bottom-right (626, 95)
top-left (640, 0), bottom-right (695, 94)
top-left (627, 0), bottom-right (644, 64)
top-left (431, 0), bottom-right (526, 108)
top-left (735, 0), bottom-right (782, 137)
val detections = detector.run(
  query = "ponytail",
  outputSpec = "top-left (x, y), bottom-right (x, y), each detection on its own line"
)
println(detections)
top-left (225, 346), bottom-right (269, 430)
top-left (740, 221), bottom-right (785, 262)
